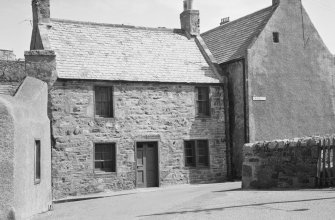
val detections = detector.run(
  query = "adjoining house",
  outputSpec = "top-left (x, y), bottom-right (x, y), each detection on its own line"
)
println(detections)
top-left (0, 77), bottom-right (52, 220)
top-left (27, 0), bottom-right (227, 199)
top-left (202, 0), bottom-right (335, 178)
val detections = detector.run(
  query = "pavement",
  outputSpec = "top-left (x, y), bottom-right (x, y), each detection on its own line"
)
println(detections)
top-left (33, 182), bottom-right (335, 220)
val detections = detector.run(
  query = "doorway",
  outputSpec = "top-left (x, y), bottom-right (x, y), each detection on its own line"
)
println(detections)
top-left (136, 142), bottom-right (159, 188)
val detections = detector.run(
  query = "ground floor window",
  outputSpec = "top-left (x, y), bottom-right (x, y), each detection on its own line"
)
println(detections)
top-left (94, 143), bottom-right (116, 173)
top-left (184, 140), bottom-right (209, 167)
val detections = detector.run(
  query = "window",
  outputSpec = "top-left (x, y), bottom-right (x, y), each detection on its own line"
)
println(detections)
top-left (95, 86), bottom-right (113, 117)
top-left (273, 32), bottom-right (279, 43)
top-left (35, 140), bottom-right (41, 184)
top-left (196, 87), bottom-right (210, 116)
top-left (94, 143), bottom-right (116, 173)
top-left (184, 140), bottom-right (209, 167)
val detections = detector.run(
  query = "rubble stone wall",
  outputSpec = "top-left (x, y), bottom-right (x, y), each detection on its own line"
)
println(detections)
top-left (51, 80), bottom-right (227, 199)
top-left (242, 136), bottom-right (322, 189)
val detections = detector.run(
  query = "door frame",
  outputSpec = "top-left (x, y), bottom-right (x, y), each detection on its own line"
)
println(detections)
top-left (134, 140), bottom-right (160, 188)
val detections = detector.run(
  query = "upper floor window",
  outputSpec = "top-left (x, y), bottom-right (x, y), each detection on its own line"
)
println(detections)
top-left (95, 86), bottom-right (113, 118)
top-left (273, 32), bottom-right (279, 43)
top-left (196, 87), bottom-right (210, 117)
top-left (94, 143), bottom-right (116, 173)
top-left (184, 140), bottom-right (209, 167)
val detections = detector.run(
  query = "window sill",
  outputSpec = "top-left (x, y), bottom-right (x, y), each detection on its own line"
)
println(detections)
top-left (94, 171), bottom-right (117, 177)
top-left (34, 179), bottom-right (41, 185)
top-left (195, 115), bottom-right (211, 120)
top-left (94, 117), bottom-right (116, 122)
top-left (185, 166), bottom-right (210, 170)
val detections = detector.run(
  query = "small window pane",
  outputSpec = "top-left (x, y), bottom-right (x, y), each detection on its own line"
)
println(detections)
top-left (184, 140), bottom-right (209, 168)
top-left (186, 157), bottom-right (195, 166)
top-left (95, 87), bottom-right (113, 117)
top-left (198, 156), bottom-right (208, 166)
top-left (94, 143), bottom-right (116, 173)
top-left (95, 162), bottom-right (102, 169)
top-left (185, 141), bottom-right (196, 167)
top-left (197, 140), bottom-right (209, 166)
top-left (95, 152), bottom-right (102, 160)
top-left (196, 87), bottom-right (210, 116)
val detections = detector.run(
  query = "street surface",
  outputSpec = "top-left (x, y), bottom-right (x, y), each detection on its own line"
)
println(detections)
top-left (33, 182), bottom-right (335, 220)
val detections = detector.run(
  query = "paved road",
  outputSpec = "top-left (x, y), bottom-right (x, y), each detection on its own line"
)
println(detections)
top-left (33, 182), bottom-right (335, 220)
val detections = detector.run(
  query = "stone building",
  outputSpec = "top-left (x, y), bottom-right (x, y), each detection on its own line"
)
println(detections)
top-left (202, 0), bottom-right (335, 178)
top-left (28, 0), bottom-right (227, 199)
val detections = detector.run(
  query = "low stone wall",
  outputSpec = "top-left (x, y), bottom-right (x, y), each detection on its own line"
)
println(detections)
top-left (242, 136), bottom-right (322, 189)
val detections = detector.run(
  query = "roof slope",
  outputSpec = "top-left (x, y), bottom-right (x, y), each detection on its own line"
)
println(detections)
top-left (46, 19), bottom-right (220, 83)
top-left (201, 5), bottom-right (277, 64)
top-left (0, 83), bottom-right (20, 96)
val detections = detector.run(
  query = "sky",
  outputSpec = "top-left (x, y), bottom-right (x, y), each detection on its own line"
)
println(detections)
top-left (0, 0), bottom-right (334, 58)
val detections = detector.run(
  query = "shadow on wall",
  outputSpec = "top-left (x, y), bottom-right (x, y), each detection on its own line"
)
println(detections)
top-left (186, 86), bottom-right (226, 185)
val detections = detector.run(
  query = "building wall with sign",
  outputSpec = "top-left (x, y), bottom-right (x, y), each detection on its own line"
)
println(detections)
top-left (247, 0), bottom-right (335, 142)
top-left (51, 80), bottom-right (226, 199)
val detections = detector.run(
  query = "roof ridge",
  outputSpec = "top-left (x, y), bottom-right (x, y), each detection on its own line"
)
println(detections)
top-left (50, 18), bottom-right (181, 33)
top-left (201, 5), bottom-right (276, 36)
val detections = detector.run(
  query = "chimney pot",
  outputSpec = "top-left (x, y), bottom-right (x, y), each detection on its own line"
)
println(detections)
top-left (220, 17), bottom-right (230, 25)
top-left (32, 0), bottom-right (50, 26)
top-left (183, 0), bottom-right (194, 11)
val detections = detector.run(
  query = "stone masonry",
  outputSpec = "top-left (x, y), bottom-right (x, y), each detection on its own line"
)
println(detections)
top-left (51, 81), bottom-right (226, 199)
top-left (242, 136), bottom-right (323, 189)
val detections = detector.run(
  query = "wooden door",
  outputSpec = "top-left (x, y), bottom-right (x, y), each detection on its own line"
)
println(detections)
top-left (136, 143), bottom-right (146, 188)
top-left (136, 142), bottom-right (158, 188)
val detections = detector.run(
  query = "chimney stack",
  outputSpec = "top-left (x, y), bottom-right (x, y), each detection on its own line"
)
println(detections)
top-left (180, 0), bottom-right (200, 36)
top-left (32, 0), bottom-right (50, 26)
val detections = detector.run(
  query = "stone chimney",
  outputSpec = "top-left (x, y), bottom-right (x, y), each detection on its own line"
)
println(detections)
top-left (180, 0), bottom-right (200, 36)
top-left (25, 50), bottom-right (57, 87)
top-left (32, 0), bottom-right (50, 26)
top-left (272, 0), bottom-right (280, 5)
top-left (272, 0), bottom-right (300, 5)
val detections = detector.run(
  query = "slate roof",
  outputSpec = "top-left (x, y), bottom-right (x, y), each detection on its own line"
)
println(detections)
top-left (201, 5), bottom-right (277, 64)
top-left (46, 19), bottom-right (220, 83)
